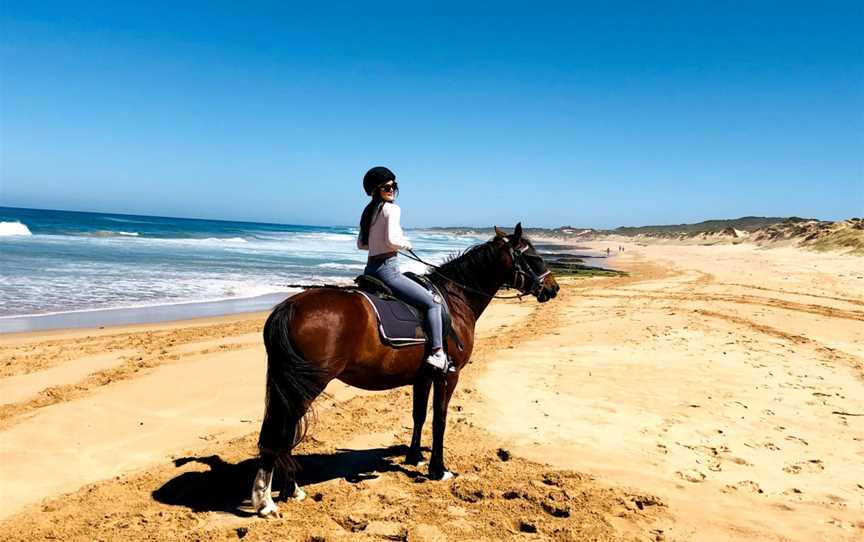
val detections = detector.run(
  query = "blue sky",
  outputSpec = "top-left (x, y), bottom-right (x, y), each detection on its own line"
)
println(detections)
top-left (1, 1), bottom-right (861, 228)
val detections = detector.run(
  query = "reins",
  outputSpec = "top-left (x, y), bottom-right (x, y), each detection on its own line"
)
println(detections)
top-left (399, 248), bottom-right (529, 300)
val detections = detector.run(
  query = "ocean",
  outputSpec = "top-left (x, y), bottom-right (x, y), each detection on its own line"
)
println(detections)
top-left (0, 207), bottom-right (484, 332)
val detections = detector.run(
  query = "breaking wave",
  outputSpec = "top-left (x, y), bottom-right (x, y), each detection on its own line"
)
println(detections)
top-left (86, 230), bottom-right (141, 238)
top-left (199, 237), bottom-right (248, 244)
top-left (0, 221), bottom-right (33, 236)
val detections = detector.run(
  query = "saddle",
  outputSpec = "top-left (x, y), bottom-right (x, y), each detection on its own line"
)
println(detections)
top-left (354, 272), bottom-right (462, 351)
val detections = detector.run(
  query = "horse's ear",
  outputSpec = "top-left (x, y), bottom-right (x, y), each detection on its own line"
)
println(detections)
top-left (494, 226), bottom-right (507, 238)
top-left (513, 222), bottom-right (523, 241)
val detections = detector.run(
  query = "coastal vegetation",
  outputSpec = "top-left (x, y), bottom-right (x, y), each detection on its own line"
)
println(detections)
top-left (546, 261), bottom-right (626, 278)
top-left (435, 217), bottom-right (864, 254)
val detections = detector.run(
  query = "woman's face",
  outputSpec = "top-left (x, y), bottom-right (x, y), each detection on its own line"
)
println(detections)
top-left (378, 181), bottom-right (397, 202)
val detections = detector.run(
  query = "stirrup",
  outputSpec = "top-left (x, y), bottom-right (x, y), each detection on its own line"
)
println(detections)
top-left (428, 362), bottom-right (458, 374)
top-left (431, 358), bottom-right (458, 374)
top-left (426, 351), bottom-right (457, 373)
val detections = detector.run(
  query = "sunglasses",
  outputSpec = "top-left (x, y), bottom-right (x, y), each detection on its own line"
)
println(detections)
top-left (379, 182), bottom-right (398, 192)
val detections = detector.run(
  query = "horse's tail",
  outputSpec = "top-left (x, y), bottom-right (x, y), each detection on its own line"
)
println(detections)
top-left (258, 299), bottom-right (327, 469)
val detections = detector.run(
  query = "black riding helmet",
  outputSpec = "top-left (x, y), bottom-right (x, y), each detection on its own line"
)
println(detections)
top-left (363, 166), bottom-right (396, 196)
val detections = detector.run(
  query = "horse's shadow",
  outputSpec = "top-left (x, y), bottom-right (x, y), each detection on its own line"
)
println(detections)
top-left (152, 445), bottom-right (425, 515)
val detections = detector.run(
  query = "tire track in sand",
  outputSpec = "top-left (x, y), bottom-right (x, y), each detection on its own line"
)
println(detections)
top-left (570, 263), bottom-right (863, 379)
top-left (0, 318), bottom-right (264, 378)
top-left (692, 309), bottom-right (864, 381)
top-left (0, 328), bottom-right (262, 431)
top-left (582, 291), bottom-right (864, 322)
top-left (712, 282), bottom-right (864, 307)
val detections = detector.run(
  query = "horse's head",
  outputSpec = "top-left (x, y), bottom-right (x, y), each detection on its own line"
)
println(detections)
top-left (494, 223), bottom-right (560, 303)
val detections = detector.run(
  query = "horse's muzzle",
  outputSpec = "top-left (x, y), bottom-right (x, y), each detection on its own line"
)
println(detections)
top-left (536, 277), bottom-right (560, 303)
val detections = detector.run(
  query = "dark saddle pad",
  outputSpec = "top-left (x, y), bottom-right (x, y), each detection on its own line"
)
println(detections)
top-left (356, 290), bottom-right (427, 346)
top-left (354, 275), bottom-right (426, 347)
top-left (354, 272), bottom-right (458, 350)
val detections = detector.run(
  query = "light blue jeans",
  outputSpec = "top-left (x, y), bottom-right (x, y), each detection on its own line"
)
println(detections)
top-left (365, 256), bottom-right (443, 349)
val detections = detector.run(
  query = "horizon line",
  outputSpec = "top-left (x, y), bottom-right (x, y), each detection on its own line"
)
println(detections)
top-left (0, 204), bottom-right (837, 232)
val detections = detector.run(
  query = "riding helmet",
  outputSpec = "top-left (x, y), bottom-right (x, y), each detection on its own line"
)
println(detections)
top-left (363, 166), bottom-right (396, 195)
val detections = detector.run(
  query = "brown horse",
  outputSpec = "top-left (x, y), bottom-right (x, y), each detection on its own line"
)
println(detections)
top-left (251, 223), bottom-right (559, 517)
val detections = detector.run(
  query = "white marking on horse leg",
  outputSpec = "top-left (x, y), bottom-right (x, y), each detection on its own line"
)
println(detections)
top-left (258, 499), bottom-right (280, 518)
top-left (439, 471), bottom-right (454, 481)
top-left (252, 466), bottom-right (280, 518)
top-left (288, 482), bottom-right (306, 501)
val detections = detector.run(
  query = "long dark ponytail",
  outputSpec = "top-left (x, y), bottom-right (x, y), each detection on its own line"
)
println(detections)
top-left (360, 196), bottom-right (384, 246)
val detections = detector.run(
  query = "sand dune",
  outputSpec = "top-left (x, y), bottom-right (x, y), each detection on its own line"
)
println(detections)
top-left (0, 243), bottom-right (861, 541)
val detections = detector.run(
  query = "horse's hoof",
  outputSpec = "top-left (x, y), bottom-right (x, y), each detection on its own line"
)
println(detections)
top-left (429, 470), bottom-right (454, 481)
top-left (405, 455), bottom-right (426, 467)
top-left (257, 501), bottom-right (281, 519)
top-left (290, 485), bottom-right (306, 501)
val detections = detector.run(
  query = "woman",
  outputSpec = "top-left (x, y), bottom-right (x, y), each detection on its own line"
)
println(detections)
top-left (357, 166), bottom-right (453, 372)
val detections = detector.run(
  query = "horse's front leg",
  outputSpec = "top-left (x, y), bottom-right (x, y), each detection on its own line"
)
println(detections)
top-left (406, 377), bottom-right (433, 465)
top-left (428, 372), bottom-right (458, 480)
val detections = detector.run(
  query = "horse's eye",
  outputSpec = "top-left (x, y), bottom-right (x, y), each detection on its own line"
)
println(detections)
top-left (522, 253), bottom-right (545, 272)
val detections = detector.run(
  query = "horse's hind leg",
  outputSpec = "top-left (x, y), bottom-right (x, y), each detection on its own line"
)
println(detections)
top-left (253, 378), bottom-right (313, 516)
top-left (275, 422), bottom-right (306, 502)
top-left (251, 447), bottom-right (306, 518)
top-left (276, 458), bottom-right (306, 502)
top-left (406, 377), bottom-right (433, 465)
top-left (251, 453), bottom-right (279, 518)
top-left (252, 299), bottom-right (330, 516)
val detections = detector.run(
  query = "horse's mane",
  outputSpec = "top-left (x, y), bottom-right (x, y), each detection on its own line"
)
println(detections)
top-left (429, 238), bottom-right (502, 291)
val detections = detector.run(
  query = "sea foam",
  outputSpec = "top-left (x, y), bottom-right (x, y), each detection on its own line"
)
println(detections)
top-left (199, 237), bottom-right (248, 244)
top-left (317, 262), bottom-right (365, 270)
top-left (0, 221), bottom-right (33, 236)
top-left (87, 230), bottom-right (141, 238)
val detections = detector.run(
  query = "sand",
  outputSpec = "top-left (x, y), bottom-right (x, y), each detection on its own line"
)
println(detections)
top-left (0, 242), bottom-right (861, 541)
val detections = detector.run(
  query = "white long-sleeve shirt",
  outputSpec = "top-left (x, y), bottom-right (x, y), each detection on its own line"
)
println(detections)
top-left (357, 202), bottom-right (412, 256)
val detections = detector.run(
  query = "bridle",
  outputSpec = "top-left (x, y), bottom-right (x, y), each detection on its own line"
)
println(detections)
top-left (506, 241), bottom-right (551, 297)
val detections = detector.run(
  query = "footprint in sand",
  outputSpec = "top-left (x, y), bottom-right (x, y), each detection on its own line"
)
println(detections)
top-left (725, 455), bottom-right (752, 466)
top-left (675, 469), bottom-right (706, 483)
top-left (721, 480), bottom-right (763, 494)
top-left (784, 435), bottom-right (809, 446)
top-left (782, 459), bottom-right (824, 474)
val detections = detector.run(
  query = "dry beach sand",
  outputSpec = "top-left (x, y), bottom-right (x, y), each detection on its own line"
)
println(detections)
top-left (0, 242), bottom-right (862, 541)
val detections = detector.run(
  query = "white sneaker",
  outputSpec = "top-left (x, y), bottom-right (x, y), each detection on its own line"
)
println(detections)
top-left (426, 350), bottom-right (456, 373)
